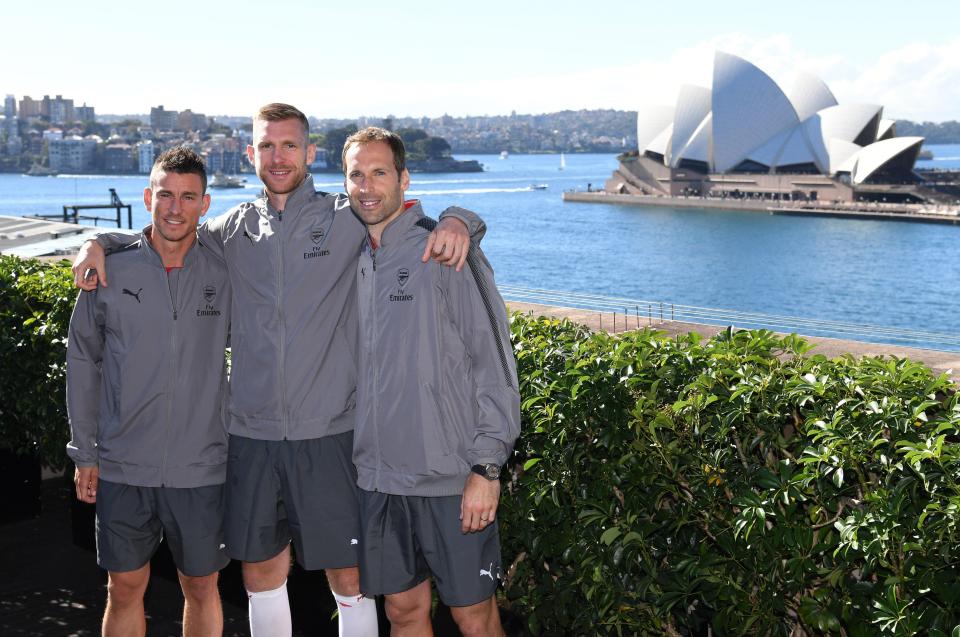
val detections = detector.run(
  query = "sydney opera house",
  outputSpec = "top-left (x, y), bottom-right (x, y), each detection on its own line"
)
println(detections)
top-left (607, 52), bottom-right (927, 204)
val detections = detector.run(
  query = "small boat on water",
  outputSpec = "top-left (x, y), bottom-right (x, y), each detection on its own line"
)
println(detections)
top-left (559, 152), bottom-right (566, 171)
top-left (25, 163), bottom-right (57, 177)
top-left (918, 149), bottom-right (934, 160)
top-left (528, 184), bottom-right (548, 190)
top-left (499, 151), bottom-right (509, 160)
top-left (209, 173), bottom-right (246, 189)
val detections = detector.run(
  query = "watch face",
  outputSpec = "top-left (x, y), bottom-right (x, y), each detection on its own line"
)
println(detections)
top-left (485, 464), bottom-right (501, 479)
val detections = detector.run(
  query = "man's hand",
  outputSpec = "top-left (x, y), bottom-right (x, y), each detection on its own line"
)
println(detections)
top-left (422, 217), bottom-right (470, 272)
top-left (74, 466), bottom-right (99, 503)
top-left (72, 240), bottom-right (106, 290)
top-left (460, 473), bottom-right (501, 534)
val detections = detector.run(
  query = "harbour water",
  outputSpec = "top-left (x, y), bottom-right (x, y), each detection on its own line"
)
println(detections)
top-left (2, 146), bottom-right (958, 348)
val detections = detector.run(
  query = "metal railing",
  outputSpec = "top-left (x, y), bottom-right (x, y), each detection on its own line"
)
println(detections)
top-left (499, 285), bottom-right (960, 352)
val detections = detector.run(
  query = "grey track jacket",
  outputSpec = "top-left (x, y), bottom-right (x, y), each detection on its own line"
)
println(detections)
top-left (66, 231), bottom-right (231, 488)
top-left (354, 202), bottom-right (520, 497)
top-left (96, 175), bottom-right (485, 441)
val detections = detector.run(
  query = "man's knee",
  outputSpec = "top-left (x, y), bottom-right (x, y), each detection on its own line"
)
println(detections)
top-left (242, 547), bottom-right (290, 592)
top-left (107, 567), bottom-right (150, 606)
top-left (450, 597), bottom-right (500, 637)
top-left (179, 571), bottom-right (220, 604)
top-left (384, 584), bottom-right (431, 628)
top-left (325, 565), bottom-right (360, 596)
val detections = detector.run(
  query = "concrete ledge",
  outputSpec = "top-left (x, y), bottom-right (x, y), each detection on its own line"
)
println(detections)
top-left (507, 301), bottom-right (959, 382)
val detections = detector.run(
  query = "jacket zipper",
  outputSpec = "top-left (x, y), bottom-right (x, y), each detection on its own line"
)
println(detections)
top-left (276, 212), bottom-right (288, 440)
top-left (370, 247), bottom-right (381, 490)
top-left (161, 267), bottom-right (178, 486)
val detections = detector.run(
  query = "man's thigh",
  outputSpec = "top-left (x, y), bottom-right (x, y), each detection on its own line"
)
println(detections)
top-left (96, 480), bottom-right (162, 573)
top-left (280, 431), bottom-right (361, 570)
top-left (357, 490), bottom-right (431, 597)
top-left (413, 495), bottom-right (502, 608)
top-left (224, 435), bottom-right (290, 563)
top-left (156, 484), bottom-right (229, 577)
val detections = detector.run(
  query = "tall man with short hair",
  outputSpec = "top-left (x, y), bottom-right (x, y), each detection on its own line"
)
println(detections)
top-left (72, 103), bottom-right (483, 636)
top-left (67, 147), bottom-right (231, 637)
top-left (345, 127), bottom-right (519, 636)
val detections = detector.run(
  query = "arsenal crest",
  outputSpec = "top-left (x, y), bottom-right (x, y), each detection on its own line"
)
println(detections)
top-left (397, 268), bottom-right (409, 287)
top-left (311, 227), bottom-right (325, 244)
top-left (203, 285), bottom-right (216, 304)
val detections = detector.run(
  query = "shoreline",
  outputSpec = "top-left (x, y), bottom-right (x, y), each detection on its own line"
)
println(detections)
top-left (562, 191), bottom-right (960, 226)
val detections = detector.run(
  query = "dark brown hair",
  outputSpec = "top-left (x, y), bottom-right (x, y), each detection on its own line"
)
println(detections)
top-left (342, 126), bottom-right (406, 178)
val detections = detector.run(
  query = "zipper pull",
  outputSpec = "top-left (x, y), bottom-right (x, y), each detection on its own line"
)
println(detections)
top-left (173, 310), bottom-right (178, 320)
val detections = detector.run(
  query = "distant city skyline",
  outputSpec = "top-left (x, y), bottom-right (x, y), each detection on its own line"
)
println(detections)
top-left (3, 0), bottom-right (959, 122)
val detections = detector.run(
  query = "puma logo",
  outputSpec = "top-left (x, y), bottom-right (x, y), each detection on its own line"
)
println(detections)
top-left (122, 288), bottom-right (143, 303)
top-left (479, 562), bottom-right (495, 581)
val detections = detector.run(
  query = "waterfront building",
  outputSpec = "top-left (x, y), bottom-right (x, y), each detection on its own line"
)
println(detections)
top-left (48, 136), bottom-right (97, 173)
top-left (203, 137), bottom-right (242, 174)
top-left (150, 105), bottom-right (178, 132)
top-left (137, 140), bottom-right (155, 174)
top-left (610, 52), bottom-right (926, 204)
top-left (42, 129), bottom-right (63, 142)
top-left (6, 135), bottom-right (22, 157)
top-left (104, 143), bottom-right (134, 173)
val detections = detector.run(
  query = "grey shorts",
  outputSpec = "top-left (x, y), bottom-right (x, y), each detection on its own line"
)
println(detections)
top-left (95, 480), bottom-right (228, 577)
top-left (358, 490), bottom-right (502, 607)
top-left (224, 432), bottom-right (361, 570)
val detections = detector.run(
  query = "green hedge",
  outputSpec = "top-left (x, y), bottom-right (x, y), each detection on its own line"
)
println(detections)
top-left (0, 256), bottom-right (75, 469)
top-left (3, 256), bottom-right (959, 634)
top-left (500, 314), bottom-right (960, 636)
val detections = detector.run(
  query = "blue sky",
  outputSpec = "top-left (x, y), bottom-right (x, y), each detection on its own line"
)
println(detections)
top-left (4, 0), bottom-right (959, 121)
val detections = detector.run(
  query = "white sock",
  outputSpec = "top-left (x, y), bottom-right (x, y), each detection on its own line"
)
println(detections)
top-left (332, 591), bottom-right (379, 637)
top-left (248, 581), bottom-right (292, 637)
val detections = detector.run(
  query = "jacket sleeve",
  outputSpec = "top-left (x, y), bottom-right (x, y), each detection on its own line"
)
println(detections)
top-left (94, 231), bottom-right (138, 253)
top-left (196, 215), bottom-right (226, 260)
top-left (442, 246), bottom-right (520, 466)
top-left (65, 289), bottom-right (105, 467)
top-left (438, 206), bottom-right (487, 243)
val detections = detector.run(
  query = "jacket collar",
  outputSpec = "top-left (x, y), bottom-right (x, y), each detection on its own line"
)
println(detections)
top-left (138, 225), bottom-right (201, 269)
top-left (375, 200), bottom-right (424, 249)
top-left (261, 173), bottom-right (317, 220)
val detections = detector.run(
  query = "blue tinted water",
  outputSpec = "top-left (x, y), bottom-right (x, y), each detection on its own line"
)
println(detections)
top-left (2, 146), bottom-right (958, 344)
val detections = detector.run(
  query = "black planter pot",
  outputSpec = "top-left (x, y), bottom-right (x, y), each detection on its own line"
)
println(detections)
top-left (0, 448), bottom-right (41, 524)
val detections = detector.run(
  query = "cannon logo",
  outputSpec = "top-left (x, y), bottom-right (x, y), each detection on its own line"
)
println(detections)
top-left (197, 284), bottom-right (222, 318)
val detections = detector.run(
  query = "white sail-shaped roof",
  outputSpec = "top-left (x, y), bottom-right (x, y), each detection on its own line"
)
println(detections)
top-left (776, 126), bottom-right (820, 169)
top-left (876, 118), bottom-right (896, 141)
top-left (817, 103), bottom-right (883, 145)
top-left (636, 104), bottom-right (674, 154)
top-left (850, 137), bottom-right (923, 184)
top-left (668, 85), bottom-right (711, 167)
top-left (712, 52), bottom-right (800, 173)
top-left (632, 51), bottom-right (925, 181)
top-left (645, 122), bottom-right (673, 157)
top-left (745, 126), bottom-right (791, 170)
top-left (826, 138), bottom-right (863, 174)
top-left (674, 113), bottom-right (712, 166)
top-left (800, 114), bottom-right (831, 172)
top-left (786, 72), bottom-right (838, 121)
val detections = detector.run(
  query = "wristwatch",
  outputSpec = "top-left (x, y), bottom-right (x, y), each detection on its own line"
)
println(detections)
top-left (471, 463), bottom-right (501, 480)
